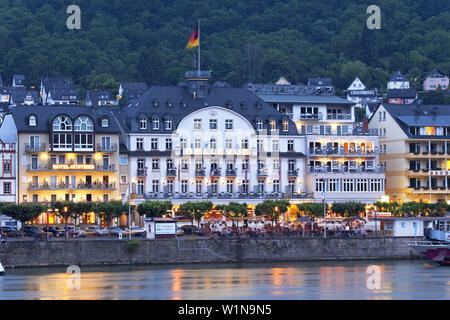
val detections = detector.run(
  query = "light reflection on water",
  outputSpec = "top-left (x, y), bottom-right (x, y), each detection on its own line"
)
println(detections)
top-left (0, 260), bottom-right (448, 300)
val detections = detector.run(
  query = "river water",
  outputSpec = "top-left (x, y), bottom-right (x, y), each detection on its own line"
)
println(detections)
top-left (0, 260), bottom-right (448, 300)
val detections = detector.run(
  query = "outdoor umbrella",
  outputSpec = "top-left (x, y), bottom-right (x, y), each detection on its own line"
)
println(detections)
top-left (294, 217), bottom-right (313, 224)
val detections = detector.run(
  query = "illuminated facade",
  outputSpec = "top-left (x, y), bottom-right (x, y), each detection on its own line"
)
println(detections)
top-left (369, 103), bottom-right (450, 203)
top-left (248, 81), bottom-right (386, 203)
top-left (0, 106), bottom-right (121, 207)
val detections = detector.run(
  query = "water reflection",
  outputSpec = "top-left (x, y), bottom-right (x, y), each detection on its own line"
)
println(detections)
top-left (0, 260), bottom-right (448, 300)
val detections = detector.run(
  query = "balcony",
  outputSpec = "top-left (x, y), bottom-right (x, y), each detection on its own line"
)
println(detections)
top-left (25, 143), bottom-right (47, 153)
top-left (308, 165), bottom-right (385, 174)
top-left (225, 169), bottom-right (237, 177)
top-left (26, 163), bottom-right (115, 172)
top-left (166, 169), bottom-right (176, 177)
top-left (195, 169), bottom-right (205, 177)
top-left (137, 169), bottom-right (146, 176)
top-left (257, 169), bottom-right (268, 177)
top-left (309, 147), bottom-right (378, 157)
top-left (96, 143), bottom-right (118, 152)
top-left (326, 113), bottom-right (351, 120)
top-left (288, 169), bottom-right (298, 177)
top-left (211, 169), bottom-right (221, 177)
top-left (299, 113), bottom-right (321, 120)
top-left (140, 191), bottom-right (312, 200)
top-left (28, 182), bottom-right (116, 191)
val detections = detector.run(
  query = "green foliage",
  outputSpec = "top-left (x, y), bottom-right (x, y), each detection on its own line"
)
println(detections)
top-left (125, 239), bottom-right (140, 251)
top-left (296, 203), bottom-right (324, 218)
top-left (222, 202), bottom-right (248, 218)
top-left (1, 1), bottom-right (449, 90)
top-left (331, 202), bottom-right (365, 217)
top-left (255, 200), bottom-right (290, 222)
top-left (137, 200), bottom-right (172, 218)
top-left (179, 201), bottom-right (212, 226)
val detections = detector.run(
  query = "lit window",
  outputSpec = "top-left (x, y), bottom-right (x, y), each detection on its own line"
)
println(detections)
top-left (269, 120), bottom-right (276, 131)
top-left (282, 120), bottom-right (289, 131)
top-left (29, 115), bottom-right (37, 126)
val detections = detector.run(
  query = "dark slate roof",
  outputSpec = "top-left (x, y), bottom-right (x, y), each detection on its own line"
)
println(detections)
top-left (382, 103), bottom-right (450, 138)
top-left (120, 82), bottom-right (148, 100)
top-left (0, 103), bottom-right (11, 113)
top-left (49, 88), bottom-right (79, 101)
top-left (387, 88), bottom-right (417, 99)
top-left (9, 105), bottom-right (120, 133)
top-left (114, 84), bottom-right (299, 136)
top-left (86, 90), bottom-right (115, 102)
top-left (10, 89), bottom-right (39, 105)
top-left (423, 69), bottom-right (448, 80)
top-left (307, 78), bottom-right (332, 86)
top-left (42, 77), bottom-right (74, 90)
top-left (367, 102), bottom-right (380, 113)
top-left (389, 71), bottom-right (409, 82)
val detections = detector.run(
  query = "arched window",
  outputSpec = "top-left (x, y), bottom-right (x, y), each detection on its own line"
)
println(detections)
top-left (74, 116), bottom-right (93, 131)
top-left (28, 115), bottom-right (37, 127)
top-left (53, 116), bottom-right (72, 131)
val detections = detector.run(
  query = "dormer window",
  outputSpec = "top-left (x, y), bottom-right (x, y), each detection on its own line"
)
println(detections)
top-left (101, 117), bottom-right (109, 128)
top-left (152, 99), bottom-right (159, 107)
top-left (152, 117), bottom-right (160, 130)
top-left (139, 117), bottom-right (147, 130)
top-left (225, 100), bottom-right (233, 109)
top-left (74, 116), bottom-right (93, 131)
top-left (269, 120), bottom-right (276, 131)
top-left (282, 120), bottom-right (289, 132)
top-left (53, 116), bottom-right (72, 131)
top-left (256, 120), bottom-right (263, 131)
top-left (29, 115), bottom-right (37, 127)
top-left (181, 101), bottom-right (187, 108)
top-left (165, 118), bottom-right (172, 130)
top-left (167, 100), bottom-right (173, 107)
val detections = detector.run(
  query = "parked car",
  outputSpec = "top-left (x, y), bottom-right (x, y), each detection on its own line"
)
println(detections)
top-left (180, 225), bottom-right (204, 236)
top-left (63, 226), bottom-right (86, 238)
top-left (126, 226), bottom-right (146, 237)
top-left (41, 226), bottom-right (65, 237)
top-left (0, 226), bottom-right (21, 238)
top-left (24, 225), bottom-right (51, 239)
top-left (83, 226), bottom-right (109, 237)
top-left (176, 227), bottom-right (184, 236)
top-left (105, 227), bottom-right (127, 237)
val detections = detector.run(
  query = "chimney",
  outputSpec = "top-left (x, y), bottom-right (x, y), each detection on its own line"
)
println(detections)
top-left (92, 89), bottom-right (99, 108)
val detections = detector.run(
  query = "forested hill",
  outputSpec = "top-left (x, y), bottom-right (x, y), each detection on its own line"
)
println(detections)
top-left (1, 0), bottom-right (450, 95)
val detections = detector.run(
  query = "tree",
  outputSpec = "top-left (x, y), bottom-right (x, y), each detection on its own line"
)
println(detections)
top-left (332, 202), bottom-right (366, 217)
top-left (254, 200), bottom-right (289, 225)
top-left (108, 201), bottom-right (129, 227)
top-left (4, 203), bottom-right (48, 236)
top-left (400, 202), bottom-right (431, 217)
top-left (194, 201), bottom-right (213, 227)
top-left (137, 200), bottom-right (172, 218)
top-left (297, 203), bottom-right (324, 218)
top-left (223, 202), bottom-right (248, 218)
top-left (179, 202), bottom-right (196, 225)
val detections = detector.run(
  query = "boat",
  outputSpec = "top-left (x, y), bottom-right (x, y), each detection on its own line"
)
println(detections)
top-left (408, 217), bottom-right (450, 265)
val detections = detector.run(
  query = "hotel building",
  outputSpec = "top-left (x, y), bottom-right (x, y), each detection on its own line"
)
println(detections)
top-left (114, 70), bottom-right (306, 205)
top-left (247, 82), bottom-right (385, 203)
top-left (369, 103), bottom-right (450, 203)
top-left (0, 106), bottom-right (122, 211)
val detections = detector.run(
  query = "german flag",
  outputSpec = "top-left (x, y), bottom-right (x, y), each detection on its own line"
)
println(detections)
top-left (186, 26), bottom-right (199, 49)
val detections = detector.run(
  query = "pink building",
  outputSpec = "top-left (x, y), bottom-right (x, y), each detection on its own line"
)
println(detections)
top-left (423, 70), bottom-right (449, 91)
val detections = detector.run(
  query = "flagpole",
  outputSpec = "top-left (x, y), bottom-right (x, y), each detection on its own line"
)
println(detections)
top-left (128, 180), bottom-right (131, 240)
top-left (197, 19), bottom-right (200, 72)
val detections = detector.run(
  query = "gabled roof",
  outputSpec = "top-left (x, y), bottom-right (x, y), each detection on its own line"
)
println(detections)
top-left (48, 88), bottom-right (79, 101)
top-left (41, 77), bottom-right (74, 91)
top-left (366, 102), bottom-right (380, 113)
top-left (10, 89), bottom-right (39, 105)
top-left (387, 88), bottom-right (417, 99)
top-left (8, 105), bottom-right (120, 133)
top-left (381, 103), bottom-right (450, 138)
top-left (389, 71), bottom-right (409, 82)
top-left (424, 69), bottom-right (449, 80)
top-left (119, 82), bottom-right (148, 100)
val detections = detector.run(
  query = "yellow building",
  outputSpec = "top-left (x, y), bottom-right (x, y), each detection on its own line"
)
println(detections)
top-left (0, 105), bottom-right (122, 223)
top-left (369, 103), bottom-right (450, 203)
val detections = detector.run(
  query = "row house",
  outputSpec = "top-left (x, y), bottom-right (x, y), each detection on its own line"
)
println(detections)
top-left (0, 139), bottom-right (16, 202)
top-left (115, 71), bottom-right (306, 206)
top-left (247, 79), bottom-right (385, 203)
top-left (369, 103), bottom-right (450, 203)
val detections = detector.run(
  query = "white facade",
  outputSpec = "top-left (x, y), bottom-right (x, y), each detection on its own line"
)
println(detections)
top-left (128, 106), bottom-right (306, 205)
top-left (347, 77), bottom-right (366, 91)
top-left (0, 139), bottom-right (16, 203)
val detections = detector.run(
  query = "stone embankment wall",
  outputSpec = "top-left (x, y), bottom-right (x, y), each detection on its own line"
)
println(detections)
top-left (0, 237), bottom-right (423, 268)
